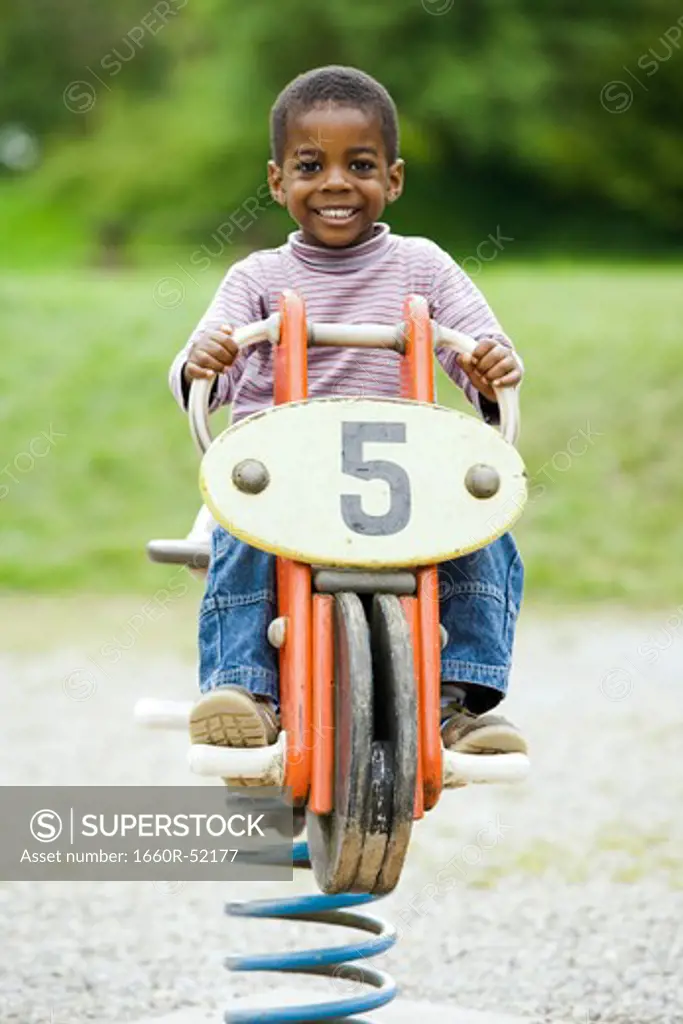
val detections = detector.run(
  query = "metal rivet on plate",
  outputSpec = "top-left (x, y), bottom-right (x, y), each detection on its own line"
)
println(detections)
top-left (464, 463), bottom-right (500, 499)
top-left (232, 459), bottom-right (270, 494)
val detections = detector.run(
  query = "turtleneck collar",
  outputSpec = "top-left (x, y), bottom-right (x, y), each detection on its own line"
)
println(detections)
top-left (286, 222), bottom-right (393, 274)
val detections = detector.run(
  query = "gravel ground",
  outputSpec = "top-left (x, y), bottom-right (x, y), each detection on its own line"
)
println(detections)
top-left (1, 606), bottom-right (682, 1024)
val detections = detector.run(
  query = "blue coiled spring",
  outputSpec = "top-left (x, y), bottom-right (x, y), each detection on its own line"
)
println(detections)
top-left (224, 841), bottom-right (398, 1022)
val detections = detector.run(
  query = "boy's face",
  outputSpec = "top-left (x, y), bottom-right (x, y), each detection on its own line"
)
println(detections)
top-left (268, 103), bottom-right (404, 248)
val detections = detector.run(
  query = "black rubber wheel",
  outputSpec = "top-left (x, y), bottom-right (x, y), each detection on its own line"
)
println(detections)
top-left (370, 594), bottom-right (417, 895)
top-left (352, 739), bottom-right (394, 891)
top-left (306, 592), bottom-right (417, 895)
top-left (306, 591), bottom-right (373, 894)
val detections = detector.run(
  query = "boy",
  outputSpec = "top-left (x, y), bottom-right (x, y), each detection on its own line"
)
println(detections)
top-left (170, 66), bottom-right (526, 757)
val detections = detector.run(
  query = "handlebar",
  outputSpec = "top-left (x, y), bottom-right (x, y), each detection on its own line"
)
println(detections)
top-left (188, 314), bottom-right (521, 454)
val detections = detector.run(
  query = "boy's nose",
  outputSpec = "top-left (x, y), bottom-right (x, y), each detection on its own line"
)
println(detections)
top-left (321, 166), bottom-right (352, 190)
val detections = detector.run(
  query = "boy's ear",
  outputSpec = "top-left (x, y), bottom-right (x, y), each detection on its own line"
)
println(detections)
top-left (267, 160), bottom-right (287, 207)
top-left (386, 158), bottom-right (405, 204)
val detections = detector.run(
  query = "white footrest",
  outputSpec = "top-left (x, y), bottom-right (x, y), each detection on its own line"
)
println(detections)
top-left (443, 750), bottom-right (530, 787)
top-left (134, 698), bottom-right (530, 788)
top-left (189, 732), bottom-right (286, 786)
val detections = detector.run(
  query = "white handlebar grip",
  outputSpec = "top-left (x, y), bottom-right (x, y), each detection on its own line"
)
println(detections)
top-left (494, 386), bottom-right (521, 446)
top-left (433, 325), bottom-right (521, 446)
top-left (189, 377), bottom-right (213, 455)
top-left (188, 315), bottom-right (281, 455)
top-left (188, 316), bottom-right (520, 453)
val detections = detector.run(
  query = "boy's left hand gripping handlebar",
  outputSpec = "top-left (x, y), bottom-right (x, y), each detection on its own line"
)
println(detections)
top-left (188, 313), bottom-right (521, 453)
top-left (188, 315), bottom-right (280, 454)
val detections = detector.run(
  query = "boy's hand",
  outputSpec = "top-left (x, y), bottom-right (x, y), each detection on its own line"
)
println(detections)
top-left (183, 325), bottom-right (239, 383)
top-left (456, 340), bottom-right (523, 403)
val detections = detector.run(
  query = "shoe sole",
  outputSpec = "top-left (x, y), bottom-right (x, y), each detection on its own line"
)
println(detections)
top-left (189, 689), bottom-right (274, 748)
top-left (448, 722), bottom-right (528, 756)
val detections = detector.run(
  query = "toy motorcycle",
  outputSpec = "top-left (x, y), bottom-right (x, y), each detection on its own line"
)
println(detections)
top-left (137, 291), bottom-right (529, 896)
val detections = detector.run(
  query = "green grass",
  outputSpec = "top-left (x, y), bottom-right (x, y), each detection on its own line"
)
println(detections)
top-left (1, 263), bottom-right (681, 602)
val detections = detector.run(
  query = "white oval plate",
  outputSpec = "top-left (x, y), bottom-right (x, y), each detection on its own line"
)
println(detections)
top-left (200, 398), bottom-right (527, 568)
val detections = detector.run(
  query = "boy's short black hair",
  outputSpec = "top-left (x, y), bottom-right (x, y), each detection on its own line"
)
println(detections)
top-left (270, 65), bottom-right (399, 165)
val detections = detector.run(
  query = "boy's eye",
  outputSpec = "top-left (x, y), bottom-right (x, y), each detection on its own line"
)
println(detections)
top-left (350, 159), bottom-right (376, 172)
top-left (296, 159), bottom-right (322, 174)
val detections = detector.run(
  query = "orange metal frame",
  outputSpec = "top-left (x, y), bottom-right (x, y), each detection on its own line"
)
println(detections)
top-left (274, 291), bottom-right (312, 806)
top-left (276, 289), bottom-right (443, 815)
top-left (400, 295), bottom-right (443, 814)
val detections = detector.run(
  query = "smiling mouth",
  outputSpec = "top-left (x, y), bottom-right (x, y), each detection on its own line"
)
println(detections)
top-left (313, 207), bottom-right (360, 224)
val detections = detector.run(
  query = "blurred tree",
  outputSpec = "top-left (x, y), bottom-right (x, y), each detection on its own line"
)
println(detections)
top-left (1, 0), bottom-right (681, 254)
top-left (0, 0), bottom-right (171, 140)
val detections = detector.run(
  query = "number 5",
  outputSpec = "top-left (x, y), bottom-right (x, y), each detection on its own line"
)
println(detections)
top-left (340, 422), bottom-right (411, 536)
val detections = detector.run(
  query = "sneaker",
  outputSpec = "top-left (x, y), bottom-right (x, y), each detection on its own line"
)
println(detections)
top-left (189, 686), bottom-right (279, 748)
top-left (441, 695), bottom-right (528, 756)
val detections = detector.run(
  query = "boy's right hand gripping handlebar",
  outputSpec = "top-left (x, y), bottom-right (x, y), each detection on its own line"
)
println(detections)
top-left (188, 313), bottom-right (521, 454)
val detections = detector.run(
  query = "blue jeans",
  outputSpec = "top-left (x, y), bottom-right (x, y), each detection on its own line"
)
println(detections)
top-left (199, 527), bottom-right (523, 712)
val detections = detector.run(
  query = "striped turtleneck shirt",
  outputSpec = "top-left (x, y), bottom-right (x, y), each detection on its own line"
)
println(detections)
top-left (169, 223), bottom-right (515, 422)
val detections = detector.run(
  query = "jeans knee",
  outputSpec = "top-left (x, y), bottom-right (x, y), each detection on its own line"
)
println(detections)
top-left (439, 534), bottom-right (524, 668)
top-left (503, 549), bottom-right (524, 648)
top-left (207, 528), bottom-right (275, 598)
top-left (441, 533), bottom-right (520, 589)
top-left (199, 593), bottom-right (278, 686)
top-left (505, 547), bottom-right (524, 614)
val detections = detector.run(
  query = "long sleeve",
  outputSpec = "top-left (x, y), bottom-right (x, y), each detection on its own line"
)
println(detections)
top-left (427, 246), bottom-right (518, 422)
top-left (168, 257), bottom-right (266, 413)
